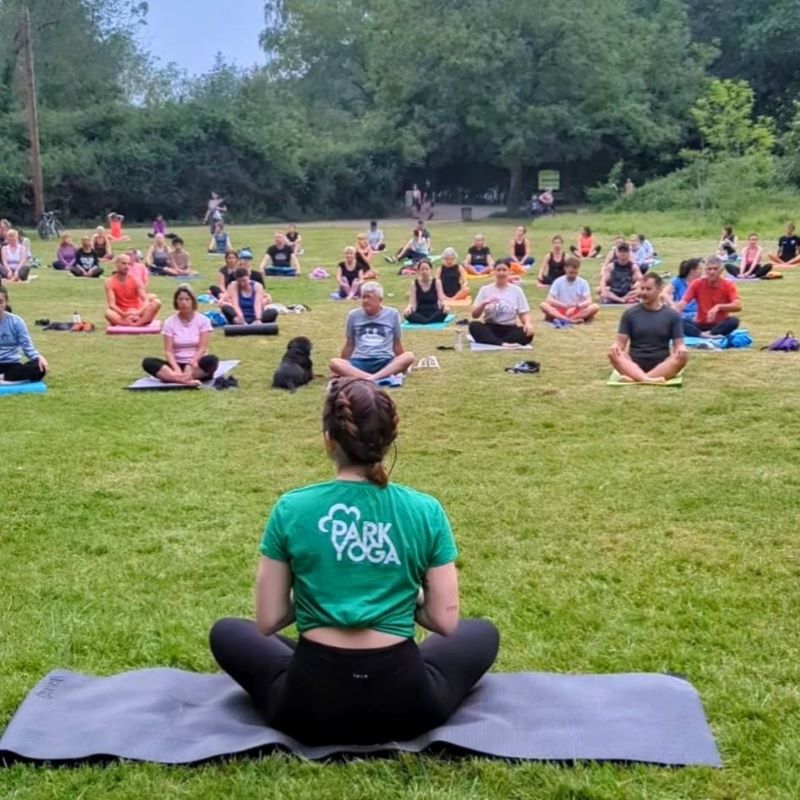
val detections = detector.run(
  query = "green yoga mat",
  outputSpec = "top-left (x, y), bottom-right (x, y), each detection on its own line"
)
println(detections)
top-left (401, 314), bottom-right (455, 330)
top-left (608, 370), bottom-right (684, 386)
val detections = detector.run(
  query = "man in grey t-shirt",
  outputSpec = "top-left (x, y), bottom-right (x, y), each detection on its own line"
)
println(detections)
top-left (330, 282), bottom-right (415, 382)
top-left (608, 273), bottom-right (688, 383)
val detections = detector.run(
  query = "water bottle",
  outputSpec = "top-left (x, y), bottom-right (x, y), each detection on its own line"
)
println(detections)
top-left (72, 310), bottom-right (81, 325)
top-left (455, 330), bottom-right (463, 352)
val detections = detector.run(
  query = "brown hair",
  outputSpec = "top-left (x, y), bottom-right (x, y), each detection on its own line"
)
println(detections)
top-left (323, 379), bottom-right (399, 487)
top-left (565, 256), bottom-right (581, 270)
top-left (172, 285), bottom-right (198, 310)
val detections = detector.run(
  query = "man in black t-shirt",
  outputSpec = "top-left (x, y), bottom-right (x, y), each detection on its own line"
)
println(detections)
top-left (259, 232), bottom-right (301, 276)
top-left (769, 222), bottom-right (800, 267)
top-left (464, 233), bottom-right (494, 275)
top-left (608, 273), bottom-right (688, 383)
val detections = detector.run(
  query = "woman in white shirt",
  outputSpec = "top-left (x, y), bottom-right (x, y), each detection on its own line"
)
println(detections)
top-left (469, 261), bottom-right (533, 346)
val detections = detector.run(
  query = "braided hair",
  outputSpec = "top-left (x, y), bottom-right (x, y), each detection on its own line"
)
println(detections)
top-left (323, 379), bottom-right (399, 487)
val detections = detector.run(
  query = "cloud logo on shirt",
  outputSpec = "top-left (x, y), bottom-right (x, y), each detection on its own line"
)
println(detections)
top-left (318, 503), bottom-right (401, 566)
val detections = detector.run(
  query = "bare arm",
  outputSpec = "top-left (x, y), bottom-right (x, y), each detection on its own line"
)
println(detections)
top-left (254, 557), bottom-right (295, 635)
top-left (258, 253), bottom-right (269, 272)
top-left (228, 283), bottom-right (244, 321)
top-left (415, 563), bottom-right (459, 636)
top-left (435, 278), bottom-right (447, 309)
top-left (340, 338), bottom-right (355, 359)
top-left (191, 328), bottom-right (212, 367)
top-left (163, 334), bottom-right (180, 371)
top-left (291, 253), bottom-right (301, 274)
top-left (104, 280), bottom-right (123, 316)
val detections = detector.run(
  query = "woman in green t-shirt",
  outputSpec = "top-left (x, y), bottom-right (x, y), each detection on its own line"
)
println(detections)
top-left (210, 379), bottom-right (499, 745)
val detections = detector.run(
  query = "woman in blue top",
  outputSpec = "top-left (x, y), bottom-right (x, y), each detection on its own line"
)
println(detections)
top-left (0, 287), bottom-right (48, 382)
top-left (210, 379), bottom-right (499, 745)
top-left (663, 258), bottom-right (701, 319)
top-left (207, 222), bottom-right (232, 255)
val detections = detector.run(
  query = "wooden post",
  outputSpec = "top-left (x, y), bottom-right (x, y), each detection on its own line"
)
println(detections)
top-left (20, 4), bottom-right (45, 220)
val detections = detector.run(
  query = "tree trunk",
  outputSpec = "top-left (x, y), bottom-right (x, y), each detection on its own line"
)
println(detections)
top-left (506, 162), bottom-right (524, 214)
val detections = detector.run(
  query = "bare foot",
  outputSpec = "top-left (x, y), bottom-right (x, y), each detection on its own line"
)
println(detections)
top-left (641, 376), bottom-right (667, 384)
top-left (618, 375), bottom-right (636, 383)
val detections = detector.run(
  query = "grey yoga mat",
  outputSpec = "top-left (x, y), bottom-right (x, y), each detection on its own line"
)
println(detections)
top-left (127, 360), bottom-right (239, 391)
top-left (0, 669), bottom-right (721, 766)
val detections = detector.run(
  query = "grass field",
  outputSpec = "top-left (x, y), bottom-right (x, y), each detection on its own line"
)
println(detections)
top-left (2, 213), bottom-right (800, 799)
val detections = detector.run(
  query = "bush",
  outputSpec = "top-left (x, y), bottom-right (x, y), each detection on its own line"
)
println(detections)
top-left (611, 155), bottom-right (798, 219)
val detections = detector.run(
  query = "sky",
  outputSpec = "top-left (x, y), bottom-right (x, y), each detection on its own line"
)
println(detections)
top-left (140, 0), bottom-right (266, 76)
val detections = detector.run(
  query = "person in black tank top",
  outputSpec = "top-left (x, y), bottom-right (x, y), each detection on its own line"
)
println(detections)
top-left (337, 247), bottom-right (366, 299)
top-left (437, 248), bottom-right (471, 302)
top-left (600, 243), bottom-right (642, 304)
top-left (537, 235), bottom-right (567, 286)
top-left (509, 226), bottom-right (534, 266)
top-left (404, 259), bottom-right (448, 324)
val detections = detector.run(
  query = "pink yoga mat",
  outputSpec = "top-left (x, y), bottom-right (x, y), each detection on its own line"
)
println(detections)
top-left (106, 321), bottom-right (162, 335)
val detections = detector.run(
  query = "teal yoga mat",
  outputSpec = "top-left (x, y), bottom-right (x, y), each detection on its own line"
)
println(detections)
top-left (402, 314), bottom-right (455, 330)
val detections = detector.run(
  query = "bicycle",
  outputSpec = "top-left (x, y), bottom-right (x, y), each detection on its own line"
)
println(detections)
top-left (37, 210), bottom-right (64, 240)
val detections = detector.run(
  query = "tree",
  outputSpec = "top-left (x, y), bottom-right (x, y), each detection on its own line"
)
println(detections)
top-left (689, 79), bottom-right (775, 159)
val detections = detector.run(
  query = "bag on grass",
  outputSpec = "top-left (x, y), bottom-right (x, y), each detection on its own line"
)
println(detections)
top-left (761, 331), bottom-right (799, 352)
top-left (719, 331), bottom-right (753, 349)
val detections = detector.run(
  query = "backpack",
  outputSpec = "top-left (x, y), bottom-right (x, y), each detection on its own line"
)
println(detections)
top-left (761, 331), bottom-right (799, 352)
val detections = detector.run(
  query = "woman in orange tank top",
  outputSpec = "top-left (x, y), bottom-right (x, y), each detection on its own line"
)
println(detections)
top-left (107, 213), bottom-right (130, 243)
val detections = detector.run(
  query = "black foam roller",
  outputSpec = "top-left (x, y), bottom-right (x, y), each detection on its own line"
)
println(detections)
top-left (223, 323), bottom-right (279, 337)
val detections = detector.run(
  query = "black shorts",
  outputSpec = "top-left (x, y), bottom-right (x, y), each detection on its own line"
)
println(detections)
top-left (631, 354), bottom-right (667, 373)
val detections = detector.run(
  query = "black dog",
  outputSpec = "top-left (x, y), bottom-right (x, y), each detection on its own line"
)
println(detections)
top-left (272, 336), bottom-right (314, 392)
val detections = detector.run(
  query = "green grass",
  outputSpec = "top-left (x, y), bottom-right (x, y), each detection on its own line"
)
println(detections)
top-left (2, 213), bottom-right (800, 799)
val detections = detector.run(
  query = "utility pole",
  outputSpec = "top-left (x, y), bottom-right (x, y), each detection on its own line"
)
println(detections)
top-left (19, 4), bottom-right (44, 220)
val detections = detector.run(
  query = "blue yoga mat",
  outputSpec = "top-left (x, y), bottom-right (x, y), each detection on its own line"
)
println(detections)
top-left (0, 381), bottom-right (47, 397)
top-left (0, 668), bottom-right (721, 766)
top-left (402, 314), bottom-right (455, 330)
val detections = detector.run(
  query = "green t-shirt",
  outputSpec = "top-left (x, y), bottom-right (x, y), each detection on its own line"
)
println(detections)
top-left (259, 479), bottom-right (458, 638)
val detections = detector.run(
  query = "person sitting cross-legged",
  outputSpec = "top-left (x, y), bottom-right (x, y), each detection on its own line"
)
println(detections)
top-left (0, 230), bottom-right (33, 283)
top-left (142, 285), bottom-right (218, 386)
top-left (676, 255), bottom-right (741, 338)
top-left (537, 235), bottom-right (567, 287)
top-left (164, 237), bottom-right (196, 277)
top-left (0, 286), bottom-right (48, 383)
top-left (608, 272), bottom-right (688, 384)
top-left (725, 233), bottom-right (771, 279)
top-left (146, 234), bottom-right (172, 275)
top-left (599, 242), bottom-right (642, 304)
top-left (223, 267), bottom-right (278, 325)
top-left (208, 222), bottom-right (232, 255)
top-left (260, 232), bottom-right (301, 276)
top-left (329, 281), bottom-right (415, 382)
top-left (404, 258), bottom-right (448, 324)
top-left (768, 222), bottom-right (800, 268)
top-left (463, 233), bottom-right (494, 276)
top-left (570, 226), bottom-right (601, 258)
top-left (209, 378), bottom-right (499, 746)
top-left (71, 236), bottom-right (104, 278)
top-left (540, 257), bottom-right (599, 324)
top-left (104, 254), bottom-right (162, 327)
top-left (469, 261), bottom-right (533, 347)
top-left (437, 247), bottom-right (470, 302)
top-left (336, 246), bottom-right (368, 300)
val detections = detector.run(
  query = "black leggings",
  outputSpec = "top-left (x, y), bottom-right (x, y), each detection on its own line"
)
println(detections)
top-left (70, 266), bottom-right (103, 278)
top-left (209, 272), bottom-right (264, 298)
top-left (141, 356), bottom-right (219, 380)
top-left (0, 360), bottom-right (46, 382)
top-left (724, 263), bottom-right (771, 279)
top-left (682, 317), bottom-right (739, 337)
top-left (209, 618), bottom-right (499, 746)
top-left (220, 306), bottom-right (278, 325)
top-left (405, 307), bottom-right (448, 324)
top-left (469, 321), bottom-right (533, 346)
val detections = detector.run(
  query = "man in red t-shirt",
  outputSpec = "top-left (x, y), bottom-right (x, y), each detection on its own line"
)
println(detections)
top-left (677, 256), bottom-right (741, 337)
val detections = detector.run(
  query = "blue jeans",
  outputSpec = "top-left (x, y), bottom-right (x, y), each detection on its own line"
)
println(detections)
top-left (350, 356), bottom-right (393, 374)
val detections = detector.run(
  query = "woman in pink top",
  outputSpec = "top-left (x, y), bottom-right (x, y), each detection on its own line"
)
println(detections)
top-left (726, 233), bottom-right (772, 279)
top-left (142, 285), bottom-right (218, 385)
